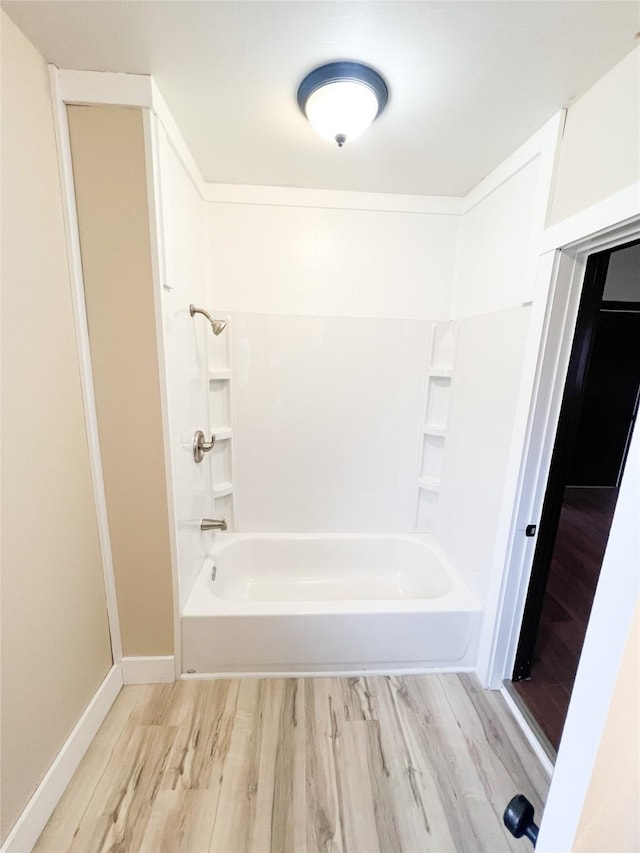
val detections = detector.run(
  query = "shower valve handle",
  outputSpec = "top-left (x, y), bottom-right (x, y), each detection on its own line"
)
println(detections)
top-left (193, 430), bottom-right (215, 463)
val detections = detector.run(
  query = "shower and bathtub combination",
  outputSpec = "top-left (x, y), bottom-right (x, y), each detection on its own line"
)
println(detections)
top-left (178, 294), bottom-right (482, 673)
top-left (155, 104), bottom-right (555, 681)
top-left (173, 286), bottom-right (482, 675)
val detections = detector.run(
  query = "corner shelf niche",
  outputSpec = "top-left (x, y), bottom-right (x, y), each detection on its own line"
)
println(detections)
top-left (208, 368), bottom-right (231, 381)
top-left (423, 424), bottom-right (447, 437)
top-left (211, 481), bottom-right (233, 498)
top-left (206, 325), bottom-right (235, 529)
top-left (211, 427), bottom-right (232, 441)
top-left (415, 321), bottom-right (458, 533)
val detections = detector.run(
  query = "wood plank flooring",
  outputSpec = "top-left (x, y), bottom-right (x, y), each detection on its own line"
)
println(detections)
top-left (513, 486), bottom-right (618, 751)
top-left (35, 675), bottom-right (548, 853)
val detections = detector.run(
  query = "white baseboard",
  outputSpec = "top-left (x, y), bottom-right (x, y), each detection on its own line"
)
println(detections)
top-left (0, 664), bottom-right (123, 853)
top-left (500, 685), bottom-right (554, 778)
top-left (121, 655), bottom-right (175, 684)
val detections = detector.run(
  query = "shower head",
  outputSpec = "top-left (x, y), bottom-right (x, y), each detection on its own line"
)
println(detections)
top-left (210, 318), bottom-right (227, 336)
top-left (189, 304), bottom-right (228, 336)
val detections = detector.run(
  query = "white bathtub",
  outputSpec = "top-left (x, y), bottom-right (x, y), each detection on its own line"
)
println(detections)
top-left (181, 534), bottom-right (481, 675)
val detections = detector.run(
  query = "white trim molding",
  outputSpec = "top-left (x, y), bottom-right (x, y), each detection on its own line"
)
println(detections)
top-left (0, 666), bottom-right (123, 853)
top-left (142, 109), bottom-right (183, 679)
top-left (541, 181), bottom-right (640, 254)
top-left (121, 656), bottom-right (176, 685)
top-left (200, 183), bottom-right (463, 214)
top-left (500, 687), bottom-right (554, 779)
top-left (56, 67), bottom-right (153, 110)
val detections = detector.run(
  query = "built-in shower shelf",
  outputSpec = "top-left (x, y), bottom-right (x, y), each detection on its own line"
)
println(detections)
top-left (211, 427), bottom-right (232, 440)
top-left (423, 424), bottom-right (447, 436)
top-left (415, 321), bottom-right (459, 534)
top-left (212, 481), bottom-right (233, 498)
top-left (418, 476), bottom-right (441, 492)
top-left (208, 369), bottom-right (231, 380)
top-left (211, 426), bottom-right (233, 441)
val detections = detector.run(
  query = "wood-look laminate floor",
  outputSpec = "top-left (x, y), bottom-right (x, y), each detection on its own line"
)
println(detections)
top-left (513, 487), bottom-right (618, 751)
top-left (35, 675), bottom-right (548, 853)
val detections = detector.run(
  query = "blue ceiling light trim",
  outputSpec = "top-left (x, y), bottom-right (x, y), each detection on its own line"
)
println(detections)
top-left (297, 61), bottom-right (389, 119)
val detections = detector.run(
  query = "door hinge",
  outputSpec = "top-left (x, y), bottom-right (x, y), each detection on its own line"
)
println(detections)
top-left (525, 524), bottom-right (537, 537)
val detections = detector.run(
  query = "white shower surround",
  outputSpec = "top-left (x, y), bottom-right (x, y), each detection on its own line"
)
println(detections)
top-left (182, 533), bottom-right (481, 674)
top-left (230, 313), bottom-right (432, 534)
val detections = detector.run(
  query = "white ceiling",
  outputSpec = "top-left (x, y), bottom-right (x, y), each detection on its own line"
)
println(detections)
top-left (3, 1), bottom-right (639, 196)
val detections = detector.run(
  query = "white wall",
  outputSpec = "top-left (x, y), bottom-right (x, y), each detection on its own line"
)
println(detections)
top-left (438, 155), bottom-right (545, 603)
top-left (549, 46), bottom-right (640, 226)
top-left (438, 306), bottom-right (531, 600)
top-left (155, 121), bottom-right (213, 600)
top-left (208, 203), bottom-right (457, 319)
top-left (206, 201), bottom-right (459, 533)
top-left (453, 160), bottom-right (540, 318)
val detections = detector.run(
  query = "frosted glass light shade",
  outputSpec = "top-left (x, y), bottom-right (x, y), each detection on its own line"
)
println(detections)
top-left (305, 81), bottom-right (379, 145)
top-left (297, 61), bottom-right (388, 147)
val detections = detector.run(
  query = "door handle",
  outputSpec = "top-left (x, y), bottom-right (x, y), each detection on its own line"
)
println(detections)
top-left (504, 795), bottom-right (539, 847)
top-left (193, 430), bottom-right (215, 463)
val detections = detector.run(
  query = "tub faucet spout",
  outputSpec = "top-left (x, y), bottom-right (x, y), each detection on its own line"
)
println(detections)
top-left (200, 518), bottom-right (227, 532)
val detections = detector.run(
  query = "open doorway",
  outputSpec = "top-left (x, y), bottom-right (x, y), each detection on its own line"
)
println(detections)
top-left (508, 240), bottom-right (640, 753)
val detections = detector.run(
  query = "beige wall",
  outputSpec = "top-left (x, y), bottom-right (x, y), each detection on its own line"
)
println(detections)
top-left (573, 599), bottom-right (639, 852)
top-left (549, 47), bottom-right (640, 225)
top-left (0, 13), bottom-right (113, 842)
top-left (67, 105), bottom-right (174, 656)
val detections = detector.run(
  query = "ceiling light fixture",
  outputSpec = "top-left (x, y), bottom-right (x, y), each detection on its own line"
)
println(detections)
top-left (297, 61), bottom-right (389, 148)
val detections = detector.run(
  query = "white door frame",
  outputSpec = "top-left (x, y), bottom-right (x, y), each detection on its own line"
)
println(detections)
top-left (480, 184), bottom-right (640, 690)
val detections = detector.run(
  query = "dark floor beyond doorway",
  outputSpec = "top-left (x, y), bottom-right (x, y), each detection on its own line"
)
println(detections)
top-left (513, 487), bottom-right (618, 751)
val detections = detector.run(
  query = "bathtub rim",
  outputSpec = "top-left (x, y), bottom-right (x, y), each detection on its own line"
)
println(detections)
top-left (182, 532), bottom-right (481, 617)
